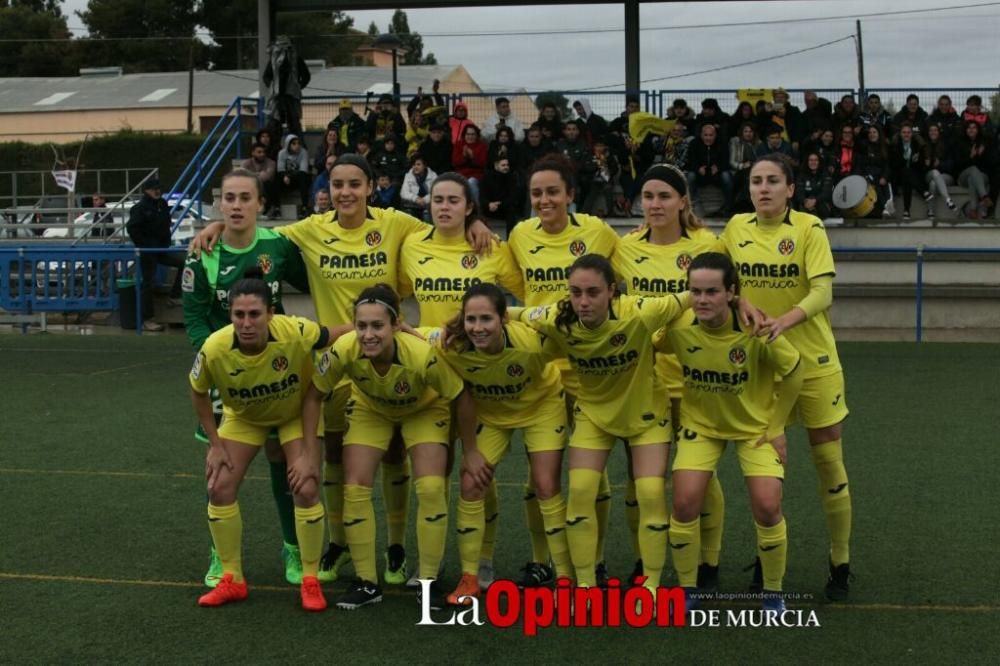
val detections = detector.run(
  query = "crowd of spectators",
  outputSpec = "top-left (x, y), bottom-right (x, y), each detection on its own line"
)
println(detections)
top-left (245, 87), bottom-right (1000, 225)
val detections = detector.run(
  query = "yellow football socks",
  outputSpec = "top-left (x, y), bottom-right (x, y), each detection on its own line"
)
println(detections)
top-left (669, 515), bottom-right (699, 588)
top-left (323, 462), bottom-right (346, 546)
top-left (635, 477), bottom-right (669, 590)
top-left (293, 503), bottom-right (326, 578)
top-left (456, 497), bottom-right (485, 576)
top-left (343, 484), bottom-right (376, 582)
top-left (207, 502), bottom-right (243, 583)
top-left (381, 459), bottom-right (411, 548)
top-left (756, 519), bottom-right (787, 592)
top-left (812, 439), bottom-right (851, 565)
top-left (523, 482), bottom-right (550, 564)
top-left (566, 468), bottom-right (602, 587)
top-left (538, 494), bottom-right (572, 579)
top-left (700, 474), bottom-right (725, 567)
top-left (481, 480), bottom-right (499, 561)
top-left (414, 476), bottom-right (448, 579)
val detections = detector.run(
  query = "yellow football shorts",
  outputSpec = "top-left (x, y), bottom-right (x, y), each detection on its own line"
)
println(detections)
top-left (672, 424), bottom-right (784, 479)
top-left (570, 405), bottom-right (671, 451)
top-left (789, 371), bottom-right (849, 430)
top-left (322, 380), bottom-right (353, 433)
top-left (476, 397), bottom-right (568, 465)
top-left (344, 393), bottom-right (452, 450)
top-left (218, 413), bottom-right (304, 447)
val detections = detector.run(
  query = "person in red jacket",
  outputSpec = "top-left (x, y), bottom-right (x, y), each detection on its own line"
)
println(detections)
top-left (452, 123), bottom-right (488, 202)
top-left (449, 101), bottom-right (475, 145)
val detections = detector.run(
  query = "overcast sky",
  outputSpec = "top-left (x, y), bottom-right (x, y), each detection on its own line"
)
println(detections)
top-left (62, 1), bottom-right (1000, 92)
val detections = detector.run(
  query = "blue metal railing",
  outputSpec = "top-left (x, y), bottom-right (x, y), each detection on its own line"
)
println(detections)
top-left (168, 96), bottom-right (262, 237)
top-left (830, 246), bottom-right (1000, 342)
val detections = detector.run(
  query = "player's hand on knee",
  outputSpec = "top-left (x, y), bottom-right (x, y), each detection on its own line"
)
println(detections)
top-left (205, 445), bottom-right (233, 493)
top-left (756, 431), bottom-right (787, 466)
top-left (287, 454), bottom-right (317, 494)
top-left (461, 449), bottom-right (494, 490)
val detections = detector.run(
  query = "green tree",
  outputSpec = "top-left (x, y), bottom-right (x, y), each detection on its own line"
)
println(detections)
top-left (382, 9), bottom-right (436, 65)
top-left (77, 0), bottom-right (208, 73)
top-left (534, 91), bottom-right (571, 120)
top-left (367, 20), bottom-right (378, 36)
top-left (0, 2), bottom-right (78, 76)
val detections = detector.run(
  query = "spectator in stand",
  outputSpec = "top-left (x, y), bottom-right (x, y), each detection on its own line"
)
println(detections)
top-left (370, 134), bottom-right (407, 187)
top-left (808, 128), bottom-right (840, 178)
top-left (483, 97), bottom-right (526, 143)
top-left (370, 171), bottom-right (400, 209)
top-left (835, 124), bottom-right (861, 184)
top-left (952, 119), bottom-right (994, 220)
top-left (728, 102), bottom-right (756, 142)
top-left (314, 128), bottom-right (340, 173)
top-left (667, 98), bottom-right (697, 133)
top-left (581, 136), bottom-right (620, 218)
top-left (487, 125), bottom-right (521, 169)
top-left (240, 142), bottom-right (279, 218)
top-left (314, 189), bottom-right (332, 214)
top-left (729, 122), bottom-right (759, 213)
top-left (573, 98), bottom-right (610, 145)
top-left (311, 154), bottom-right (337, 207)
top-left (756, 125), bottom-right (796, 165)
top-left (419, 124), bottom-right (452, 175)
top-left (366, 94), bottom-right (406, 144)
top-left (400, 154), bottom-right (437, 221)
top-left (328, 100), bottom-right (366, 153)
top-left (87, 192), bottom-right (112, 238)
top-left (536, 102), bottom-right (564, 142)
top-left (795, 152), bottom-right (834, 219)
top-left (557, 120), bottom-right (593, 207)
top-left (859, 125), bottom-right (892, 217)
top-left (922, 123), bottom-right (958, 214)
top-left (660, 121), bottom-right (693, 170)
top-left (256, 127), bottom-right (279, 162)
top-left (772, 89), bottom-right (803, 151)
top-left (277, 134), bottom-right (311, 218)
top-left (694, 98), bottom-right (730, 143)
top-left (125, 178), bottom-right (185, 332)
top-left (354, 135), bottom-right (372, 162)
top-left (928, 95), bottom-right (961, 138)
top-left (405, 110), bottom-right (430, 159)
top-left (860, 94), bottom-right (893, 136)
top-left (449, 101), bottom-right (475, 145)
top-left (893, 94), bottom-right (929, 138)
top-left (519, 124), bottom-right (556, 174)
top-left (685, 123), bottom-right (733, 215)
top-left (610, 94), bottom-right (642, 135)
top-left (801, 90), bottom-right (833, 145)
top-left (480, 156), bottom-right (522, 235)
top-left (833, 94), bottom-right (861, 136)
top-left (961, 95), bottom-right (995, 136)
top-left (452, 123), bottom-right (488, 201)
top-left (890, 122), bottom-right (929, 220)
top-left (407, 80), bottom-right (447, 126)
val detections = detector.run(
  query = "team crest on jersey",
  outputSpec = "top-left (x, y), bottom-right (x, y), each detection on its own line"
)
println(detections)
top-left (675, 253), bottom-right (693, 271)
top-left (610, 333), bottom-right (627, 347)
top-left (778, 238), bottom-right (795, 256)
top-left (569, 239), bottom-right (587, 257)
top-left (506, 363), bottom-right (525, 377)
top-left (317, 352), bottom-right (331, 375)
top-left (461, 254), bottom-right (479, 270)
top-left (181, 267), bottom-right (195, 293)
top-left (272, 356), bottom-right (289, 372)
top-left (190, 352), bottom-right (205, 380)
top-left (728, 345), bottom-right (747, 367)
top-left (366, 231), bottom-right (383, 247)
top-left (394, 380), bottom-right (411, 394)
top-left (257, 254), bottom-right (273, 274)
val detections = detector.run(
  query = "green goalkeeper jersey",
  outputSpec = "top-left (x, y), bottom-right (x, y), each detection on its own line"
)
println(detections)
top-left (182, 226), bottom-right (310, 349)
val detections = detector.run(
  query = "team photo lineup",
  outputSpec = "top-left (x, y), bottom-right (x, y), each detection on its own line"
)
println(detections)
top-left (183, 147), bottom-right (852, 617)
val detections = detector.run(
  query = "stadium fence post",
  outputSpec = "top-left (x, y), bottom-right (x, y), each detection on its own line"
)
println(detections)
top-left (134, 247), bottom-right (143, 336)
top-left (915, 245), bottom-right (924, 343)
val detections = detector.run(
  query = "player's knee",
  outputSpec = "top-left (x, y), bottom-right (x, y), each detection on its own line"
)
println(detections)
top-left (208, 482), bottom-right (237, 507)
top-left (459, 472), bottom-right (485, 501)
top-left (671, 491), bottom-right (702, 523)
top-left (807, 423), bottom-right (842, 445)
top-left (751, 497), bottom-right (783, 526)
top-left (532, 476), bottom-right (560, 500)
top-left (295, 478), bottom-right (320, 505)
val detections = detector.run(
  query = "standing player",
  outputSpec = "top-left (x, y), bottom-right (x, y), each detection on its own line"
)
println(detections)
top-left (433, 283), bottom-right (572, 604)
top-left (398, 172), bottom-right (523, 588)
top-left (190, 269), bottom-right (329, 611)
top-left (506, 155), bottom-right (620, 587)
top-left (519, 254), bottom-right (688, 595)
top-left (657, 252), bottom-right (803, 611)
top-left (303, 285), bottom-right (479, 610)
top-left (612, 164), bottom-right (726, 590)
top-left (720, 154), bottom-right (853, 600)
top-left (183, 168), bottom-right (312, 588)
top-left (193, 155), bottom-right (493, 586)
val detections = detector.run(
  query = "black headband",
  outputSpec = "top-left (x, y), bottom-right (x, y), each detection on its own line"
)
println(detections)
top-left (642, 164), bottom-right (688, 197)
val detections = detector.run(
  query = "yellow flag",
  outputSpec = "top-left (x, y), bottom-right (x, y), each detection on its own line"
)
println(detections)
top-left (629, 113), bottom-right (675, 144)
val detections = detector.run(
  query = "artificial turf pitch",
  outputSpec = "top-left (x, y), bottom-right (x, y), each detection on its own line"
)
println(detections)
top-left (1, 335), bottom-right (998, 663)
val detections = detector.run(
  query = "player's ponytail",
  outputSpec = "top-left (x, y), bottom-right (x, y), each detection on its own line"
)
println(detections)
top-left (555, 254), bottom-right (617, 334)
top-left (228, 267), bottom-right (272, 306)
top-left (687, 252), bottom-right (740, 297)
top-left (445, 282), bottom-right (508, 351)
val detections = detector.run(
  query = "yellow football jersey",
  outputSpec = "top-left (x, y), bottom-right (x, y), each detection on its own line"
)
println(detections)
top-left (278, 207), bottom-right (426, 325)
top-left (427, 321), bottom-right (564, 429)
top-left (313, 330), bottom-right (464, 418)
top-left (399, 230), bottom-right (524, 328)
top-left (614, 226), bottom-right (717, 397)
top-left (507, 213), bottom-right (620, 307)
top-left (190, 315), bottom-right (323, 426)
top-left (719, 209), bottom-right (840, 378)
top-left (521, 294), bottom-right (687, 438)
top-left (654, 312), bottom-right (801, 441)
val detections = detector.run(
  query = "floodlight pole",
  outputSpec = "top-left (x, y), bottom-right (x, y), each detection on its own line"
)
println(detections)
top-left (855, 20), bottom-right (865, 98)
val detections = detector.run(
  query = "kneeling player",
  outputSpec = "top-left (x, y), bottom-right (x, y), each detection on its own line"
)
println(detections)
top-left (656, 252), bottom-right (802, 611)
top-left (303, 284), bottom-right (478, 610)
top-left (435, 283), bottom-right (572, 605)
top-left (190, 269), bottom-right (329, 611)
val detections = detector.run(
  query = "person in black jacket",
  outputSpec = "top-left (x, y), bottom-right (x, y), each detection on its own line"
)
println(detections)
top-left (685, 124), bottom-right (733, 215)
top-left (890, 122), bottom-right (929, 220)
top-left (480, 156), bottom-right (523, 236)
top-left (858, 125), bottom-right (892, 217)
top-left (796, 152), bottom-right (834, 219)
top-left (418, 124), bottom-right (452, 176)
top-left (952, 119), bottom-right (995, 219)
top-left (125, 178), bottom-right (185, 331)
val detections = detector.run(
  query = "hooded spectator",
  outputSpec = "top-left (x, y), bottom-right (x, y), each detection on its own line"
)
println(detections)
top-left (695, 98), bottom-right (730, 143)
top-left (573, 98), bottom-right (610, 144)
top-left (449, 101), bottom-right (475, 145)
top-left (277, 133), bottom-right (311, 216)
top-left (327, 99), bottom-right (366, 152)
